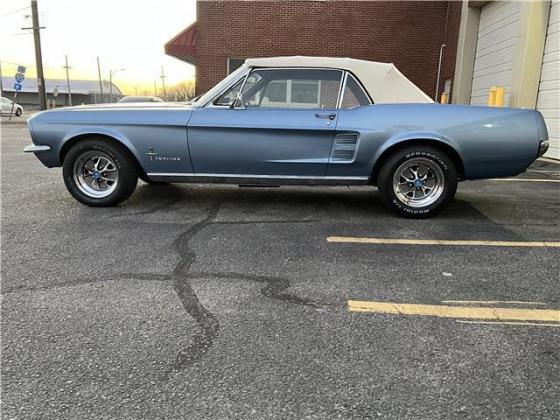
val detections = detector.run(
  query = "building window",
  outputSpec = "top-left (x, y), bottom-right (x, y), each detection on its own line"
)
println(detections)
top-left (227, 58), bottom-right (245, 74)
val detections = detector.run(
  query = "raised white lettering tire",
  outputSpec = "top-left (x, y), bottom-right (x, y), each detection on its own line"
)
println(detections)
top-left (377, 145), bottom-right (458, 218)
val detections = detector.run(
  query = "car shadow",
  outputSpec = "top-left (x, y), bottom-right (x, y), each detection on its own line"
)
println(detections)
top-left (106, 182), bottom-right (501, 226)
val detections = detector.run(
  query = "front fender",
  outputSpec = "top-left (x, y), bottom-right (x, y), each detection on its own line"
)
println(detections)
top-left (61, 126), bottom-right (144, 169)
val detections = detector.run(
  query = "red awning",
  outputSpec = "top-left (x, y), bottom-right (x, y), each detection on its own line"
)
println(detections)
top-left (165, 22), bottom-right (197, 65)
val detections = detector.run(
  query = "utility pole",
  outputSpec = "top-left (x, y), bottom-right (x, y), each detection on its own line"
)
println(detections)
top-left (96, 57), bottom-right (104, 103)
top-left (27, 0), bottom-right (47, 110)
top-left (109, 69), bottom-right (113, 103)
top-left (160, 66), bottom-right (167, 100)
top-left (154, 80), bottom-right (157, 97)
top-left (109, 68), bottom-right (124, 103)
top-left (63, 54), bottom-right (72, 106)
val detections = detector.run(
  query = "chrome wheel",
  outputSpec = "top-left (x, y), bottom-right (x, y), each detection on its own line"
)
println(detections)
top-left (73, 151), bottom-right (118, 198)
top-left (392, 157), bottom-right (445, 208)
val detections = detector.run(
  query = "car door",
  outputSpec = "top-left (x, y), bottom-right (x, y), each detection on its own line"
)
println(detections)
top-left (187, 68), bottom-right (343, 177)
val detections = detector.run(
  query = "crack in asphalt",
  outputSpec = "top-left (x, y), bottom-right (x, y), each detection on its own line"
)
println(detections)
top-left (165, 202), bottom-right (223, 377)
top-left (2, 202), bottom-right (321, 378)
top-left (189, 271), bottom-right (320, 308)
top-left (0, 274), bottom-right (169, 295)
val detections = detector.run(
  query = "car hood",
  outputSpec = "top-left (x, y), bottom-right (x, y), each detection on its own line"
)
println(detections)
top-left (27, 102), bottom-right (196, 128)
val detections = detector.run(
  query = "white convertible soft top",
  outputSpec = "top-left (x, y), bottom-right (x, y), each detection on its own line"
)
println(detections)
top-left (244, 56), bottom-right (434, 104)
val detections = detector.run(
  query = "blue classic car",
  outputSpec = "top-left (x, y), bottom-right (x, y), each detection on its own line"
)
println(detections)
top-left (24, 56), bottom-right (549, 218)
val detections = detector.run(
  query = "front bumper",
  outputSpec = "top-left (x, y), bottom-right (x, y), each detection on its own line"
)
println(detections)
top-left (23, 144), bottom-right (51, 153)
top-left (538, 140), bottom-right (549, 158)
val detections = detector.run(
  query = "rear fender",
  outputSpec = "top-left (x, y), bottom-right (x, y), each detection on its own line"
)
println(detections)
top-left (370, 131), bottom-right (464, 181)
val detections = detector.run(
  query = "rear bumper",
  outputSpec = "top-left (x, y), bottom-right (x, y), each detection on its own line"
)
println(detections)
top-left (23, 144), bottom-right (51, 153)
top-left (538, 140), bottom-right (549, 158)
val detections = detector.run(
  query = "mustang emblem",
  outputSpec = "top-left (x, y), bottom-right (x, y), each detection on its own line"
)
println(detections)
top-left (146, 147), bottom-right (180, 162)
top-left (146, 147), bottom-right (158, 161)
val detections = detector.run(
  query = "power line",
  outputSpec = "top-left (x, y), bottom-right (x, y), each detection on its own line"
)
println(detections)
top-left (0, 6), bottom-right (30, 17)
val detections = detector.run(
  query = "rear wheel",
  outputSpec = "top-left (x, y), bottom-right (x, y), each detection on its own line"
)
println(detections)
top-left (15, 108), bottom-right (22, 117)
top-left (377, 145), bottom-right (457, 218)
top-left (63, 139), bottom-right (138, 206)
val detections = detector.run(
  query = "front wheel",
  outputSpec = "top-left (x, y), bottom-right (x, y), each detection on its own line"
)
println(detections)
top-left (15, 108), bottom-right (22, 117)
top-left (377, 146), bottom-right (458, 218)
top-left (63, 139), bottom-right (138, 207)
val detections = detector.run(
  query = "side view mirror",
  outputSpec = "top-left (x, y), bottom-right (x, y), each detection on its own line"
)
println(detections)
top-left (229, 92), bottom-right (246, 110)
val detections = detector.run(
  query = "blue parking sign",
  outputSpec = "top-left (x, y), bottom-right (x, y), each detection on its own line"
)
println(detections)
top-left (14, 83), bottom-right (23, 91)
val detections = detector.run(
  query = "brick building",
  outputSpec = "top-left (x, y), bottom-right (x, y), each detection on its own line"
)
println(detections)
top-left (166, 1), bottom-right (559, 159)
top-left (166, 0), bottom-right (462, 100)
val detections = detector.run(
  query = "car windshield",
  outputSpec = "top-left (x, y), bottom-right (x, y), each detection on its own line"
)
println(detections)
top-left (191, 65), bottom-right (248, 107)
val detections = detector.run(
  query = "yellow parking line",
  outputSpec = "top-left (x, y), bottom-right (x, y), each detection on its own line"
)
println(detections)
top-left (456, 320), bottom-right (560, 328)
top-left (489, 178), bottom-right (560, 183)
top-left (327, 237), bottom-right (560, 247)
top-left (347, 300), bottom-right (560, 323)
top-left (442, 300), bottom-right (547, 306)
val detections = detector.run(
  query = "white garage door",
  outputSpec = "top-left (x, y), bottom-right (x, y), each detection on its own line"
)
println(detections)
top-left (537, 0), bottom-right (560, 160)
top-left (470, 1), bottom-right (522, 106)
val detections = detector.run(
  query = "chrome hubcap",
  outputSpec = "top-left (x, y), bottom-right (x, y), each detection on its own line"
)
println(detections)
top-left (392, 157), bottom-right (445, 208)
top-left (73, 152), bottom-right (118, 198)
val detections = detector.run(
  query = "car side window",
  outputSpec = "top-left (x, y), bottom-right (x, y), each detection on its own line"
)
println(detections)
top-left (341, 74), bottom-right (372, 109)
top-left (241, 68), bottom-right (342, 109)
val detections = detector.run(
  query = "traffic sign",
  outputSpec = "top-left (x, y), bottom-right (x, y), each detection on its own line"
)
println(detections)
top-left (14, 83), bottom-right (23, 92)
top-left (17, 65), bottom-right (26, 74)
top-left (52, 87), bottom-right (59, 97)
top-left (15, 73), bottom-right (25, 83)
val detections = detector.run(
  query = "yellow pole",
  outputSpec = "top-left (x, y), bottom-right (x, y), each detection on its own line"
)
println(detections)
top-left (488, 87), bottom-right (497, 106)
top-left (495, 87), bottom-right (505, 107)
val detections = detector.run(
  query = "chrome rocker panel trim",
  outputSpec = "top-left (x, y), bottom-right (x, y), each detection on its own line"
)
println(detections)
top-left (23, 144), bottom-right (51, 153)
top-left (146, 173), bottom-right (370, 186)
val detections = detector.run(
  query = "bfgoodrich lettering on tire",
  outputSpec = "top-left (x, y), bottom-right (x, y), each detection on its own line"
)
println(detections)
top-left (62, 138), bottom-right (138, 207)
top-left (377, 145), bottom-right (458, 218)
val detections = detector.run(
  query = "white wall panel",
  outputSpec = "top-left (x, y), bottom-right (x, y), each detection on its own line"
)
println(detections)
top-left (537, 1), bottom-right (560, 159)
top-left (470, 1), bottom-right (522, 106)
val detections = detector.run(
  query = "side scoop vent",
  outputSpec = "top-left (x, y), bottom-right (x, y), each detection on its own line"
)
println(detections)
top-left (330, 133), bottom-right (359, 162)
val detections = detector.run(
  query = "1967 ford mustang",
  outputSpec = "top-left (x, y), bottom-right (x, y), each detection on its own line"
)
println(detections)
top-left (24, 56), bottom-right (549, 218)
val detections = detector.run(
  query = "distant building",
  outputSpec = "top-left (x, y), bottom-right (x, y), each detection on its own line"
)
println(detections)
top-left (1, 77), bottom-right (123, 106)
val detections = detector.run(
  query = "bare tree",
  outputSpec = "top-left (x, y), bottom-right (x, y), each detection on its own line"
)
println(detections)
top-left (164, 80), bottom-right (196, 102)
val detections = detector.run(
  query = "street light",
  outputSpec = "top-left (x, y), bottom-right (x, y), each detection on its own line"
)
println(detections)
top-left (109, 68), bottom-right (125, 103)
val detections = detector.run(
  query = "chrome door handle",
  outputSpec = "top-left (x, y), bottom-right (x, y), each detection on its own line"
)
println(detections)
top-left (315, 113), bottom-right (336, 120)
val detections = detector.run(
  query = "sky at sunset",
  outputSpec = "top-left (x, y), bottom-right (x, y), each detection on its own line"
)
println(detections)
top-left (0, 0), bottom-right (197, 94)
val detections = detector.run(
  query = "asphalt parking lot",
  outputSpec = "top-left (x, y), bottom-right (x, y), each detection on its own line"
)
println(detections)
top-left (1, 123), bottom-right (559, 419)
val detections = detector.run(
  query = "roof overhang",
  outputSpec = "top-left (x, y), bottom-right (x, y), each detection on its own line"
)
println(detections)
top-left (165, 22), bottom-right (197, 65)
